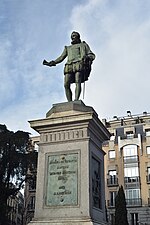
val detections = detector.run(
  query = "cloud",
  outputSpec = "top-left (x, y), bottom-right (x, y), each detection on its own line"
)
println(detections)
top-left (70, 0), bottom-right (150, 119)
top-left (1, 0), bottom-right (150, 133)
top-left (0, 0), bottom-right (69, 133)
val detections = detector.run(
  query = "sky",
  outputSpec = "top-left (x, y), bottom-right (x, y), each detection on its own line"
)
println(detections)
top-left (1, 0), bottom-right (150, 136)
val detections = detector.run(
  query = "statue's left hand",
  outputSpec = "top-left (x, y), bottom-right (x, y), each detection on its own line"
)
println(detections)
top-left (83, 56), bottom-right (93, 66)
top-left (82, 55), bottom-right (90, 63)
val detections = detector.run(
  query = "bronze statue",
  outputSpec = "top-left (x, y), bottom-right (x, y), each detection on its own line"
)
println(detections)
top-left (43, 31), bottom-right (95, 102)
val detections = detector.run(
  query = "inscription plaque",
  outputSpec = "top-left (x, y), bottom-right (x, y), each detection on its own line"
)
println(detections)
top-left (46, 152), bottom-right (78, 206)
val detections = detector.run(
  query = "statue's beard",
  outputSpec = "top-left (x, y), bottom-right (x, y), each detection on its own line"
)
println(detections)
top-left (71, 39), bottom-right (81, 44)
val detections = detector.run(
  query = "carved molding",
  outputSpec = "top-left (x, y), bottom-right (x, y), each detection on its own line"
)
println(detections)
top-left (40, 128), bottom-right (87, 143)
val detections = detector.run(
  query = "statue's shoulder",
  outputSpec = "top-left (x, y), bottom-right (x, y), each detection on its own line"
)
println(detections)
top-left (82, 41), bottom-right (89, 46)
top-left (81, 41), bottom-right (89, 48)
top-left (64, 45), bottom-right (68, 49)
top-left (65, 45), bottom-right (72, 50)
top-left (63, 45), bottom-right (70, 53)
top-left (82, 41), bottom-right (87, 44)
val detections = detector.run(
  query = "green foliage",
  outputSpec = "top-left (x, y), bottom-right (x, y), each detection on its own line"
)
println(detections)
top-left (115, 185), bottom-right (129, 225)
top-left (0, 124), bottom-right (37, 225)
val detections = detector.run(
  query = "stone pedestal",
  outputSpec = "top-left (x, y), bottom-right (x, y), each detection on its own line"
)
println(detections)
top-left (28, 101), bottom-right (110, 225)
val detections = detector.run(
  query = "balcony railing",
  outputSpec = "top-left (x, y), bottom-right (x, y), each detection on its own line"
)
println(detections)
top-left (124, 176), bottom-right (140, 188)
top-left (126, 198), bottom-right (142, 206)
top-left (124, 155), bottom-right (139, 163)
top-left (108, 198), bottom-right (142, 207)
top-left (107, 177), bottom-right (118, 187)
top-left (121, 134), bottom-right (138, 140)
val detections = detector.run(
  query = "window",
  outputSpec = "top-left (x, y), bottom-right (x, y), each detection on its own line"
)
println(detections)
top-left (109, 191), bottom-right (116, 207)
top-left (146, 129), bottom-right (150, 137)
top-left (125, 189), bottom-right (140, 199)
top-left (109, 170), bottom-right (117, 176)
top-left (124, 167), bottom-right (139, 177)
top-left (125, 189), bottom-right (141, 205)
top-left (149, 189), bottom-right (150, 198)
top-left (123, 145), bottom-right (138, 163)
top-left (131, 213), bottom-right (138, 225)
top-left (109, 150), bottom-right (115, 159)
top-left (126, 131), bottom-right (134, 139)
top-left (29, 178), bottom-right (36, 190)
top-left (108, 170), bottom-right (117, 185)
top-left (146, 146), bottom-right (150, 155)
top-left (123, 145), bottom-right (137, 157)
top-left (147, 167), bottom-right (150, 183)
top-left (34, 143), bottom-right (39, 151)
top-left (28, 196), bottom-right (35, 210)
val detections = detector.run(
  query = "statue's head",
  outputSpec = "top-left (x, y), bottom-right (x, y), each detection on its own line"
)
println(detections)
top-left (71, 31), bottom-right (81, 44)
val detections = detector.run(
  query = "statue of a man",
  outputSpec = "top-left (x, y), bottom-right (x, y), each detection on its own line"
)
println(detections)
top-left (43, 31), bottom-right (95, 102)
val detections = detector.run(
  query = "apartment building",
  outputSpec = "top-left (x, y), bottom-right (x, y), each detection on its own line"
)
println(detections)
top-left (23, 136), bottom-right (39, 225)
top-left (7, 191), bottom-right (24, 225)
top-left (103, 111), bottom-right (150, 225)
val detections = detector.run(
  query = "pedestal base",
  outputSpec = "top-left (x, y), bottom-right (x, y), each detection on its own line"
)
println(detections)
top-left (29, 218), bottom-right (107, 225)
top-left (28, 101), bottom-right (110, 225)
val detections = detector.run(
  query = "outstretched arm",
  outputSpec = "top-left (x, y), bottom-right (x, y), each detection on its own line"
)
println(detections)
top-left (43, 46), bottom-right (67, 67)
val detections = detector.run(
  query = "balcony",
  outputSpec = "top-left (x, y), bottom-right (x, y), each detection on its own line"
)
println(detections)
top-left (124, 155), bottom-right (139, 164)
top-left (108, 198), bottom-right (142, 207)
top-left (126, 198), bottom-right (142, 206)
top-left (146, 174), bottom-right (150, 183)
top-left (107, 177), bottom-right (118, 187)
top-left (124, 176), bottom-right (140, 188)
top-left (121, 134), bottom-right (138, 140)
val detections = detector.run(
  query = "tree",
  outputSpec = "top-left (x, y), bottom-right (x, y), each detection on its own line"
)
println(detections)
top-left (115, 185), bottom-right (129, 225)
top-left (0, 124), bottom-right (37, 225)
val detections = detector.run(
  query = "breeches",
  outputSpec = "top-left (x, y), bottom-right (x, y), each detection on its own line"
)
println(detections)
top-left (64, 72), bottom-right (82, 88)
top-left (64, 61), bottom-right (83, 74)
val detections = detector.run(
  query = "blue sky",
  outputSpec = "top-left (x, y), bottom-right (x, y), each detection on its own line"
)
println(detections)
top-left (1, 0), bottom-right (150, 135)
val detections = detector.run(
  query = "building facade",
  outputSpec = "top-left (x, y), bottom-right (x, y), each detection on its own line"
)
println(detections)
top-left (23, 136), bottom-right (38, 225)
top-left (103, 111), bottom-right (150, 225)
top-left (7, 191), bottom-right (24, 225)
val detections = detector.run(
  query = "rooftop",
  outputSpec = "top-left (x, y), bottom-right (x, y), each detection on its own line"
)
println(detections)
top-left (102, 111), bottom-right (150, 128)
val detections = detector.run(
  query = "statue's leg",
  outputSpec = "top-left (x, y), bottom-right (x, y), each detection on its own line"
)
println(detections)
top-left (75, 72), bottom-right (82, 101)
top-left (64, 73), bottom-right (72, 102)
